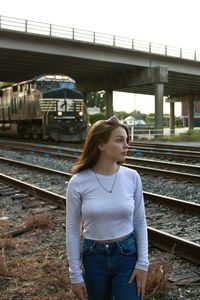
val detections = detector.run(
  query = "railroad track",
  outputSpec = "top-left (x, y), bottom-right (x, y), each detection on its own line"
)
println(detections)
top-left (1, 176), bottom-right (199, 299)
top-left (1, 139), bottom-right (200, 163)
top-left (0, 158), bottom-right (199, 265)
top-left (124, 162), bottom-right (200, 182)
top-left (0, 151), bottom-right (200, 299)
top-left (0, 179), bottom-right (69, 299)
top-left (0, 141), bottom-right (200, 182)
top-left (125, 156), bottom-right (200, 174)
top-left (129, 141), bottom-right (200, 152)
top-left (0, 156), bottom-right (200, 208)
top-left (129, 141), bottom-right (200, 162)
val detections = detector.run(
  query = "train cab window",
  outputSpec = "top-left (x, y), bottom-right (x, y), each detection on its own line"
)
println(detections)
top-left (36, 81), bottom-right (45, 90)
top-left (20, 84), bottom-right (23, 92)
top-left (67, 82), bottom-right (75, 90)
top-left (0, 90), bottom-right (3, 97)
top-left (36, 82), bottom-right (42, 88)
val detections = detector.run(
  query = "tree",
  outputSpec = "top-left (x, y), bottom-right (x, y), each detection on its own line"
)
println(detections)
top-left (114, 111), bottom-right (130, 120)
top-left (89, 112), bottom-right (106, 124)
top-left (129, 109), bottom-right (142, 115)
top-left (86, 90), bottom-right (106, 113)
top-left (0, 82), bottom-right (13, 88)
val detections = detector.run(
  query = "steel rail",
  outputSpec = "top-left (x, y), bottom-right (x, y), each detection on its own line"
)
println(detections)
top-left (129, 146), bottom-right (200, 155)
top-left (1, 139), bottom-right (200, 161)
top-left (144, 192), bottom-right (200, 216)
top-left (0, 140), bottom-right (200, 175)
top-left (0, 157), bottom-right (200, 215)
top-left (0, 171), bottom-right (199, 264)
top-left (124, 162), bottom-right (200, 182)
top-left (0, 172), bottom-right (66, 207)
top-left (148, 227), bottom-right (200, 265)
top-left (0, 141), bottom-right (199, 181)
top-left (129, 148), bottom-right (200, 161)
top-left (129, 142), bottom-right (200, 152)
top-left (125, 156), bottom-right (200, 174)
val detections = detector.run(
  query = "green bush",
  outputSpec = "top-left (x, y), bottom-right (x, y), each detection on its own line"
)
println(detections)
top-left (88, 113), bottom-right (106, 124)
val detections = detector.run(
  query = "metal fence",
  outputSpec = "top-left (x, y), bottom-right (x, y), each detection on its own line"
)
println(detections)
top-left (129, 126), bottom-right (191, 141)
top-left (0, 15), bottom-right (200, 61)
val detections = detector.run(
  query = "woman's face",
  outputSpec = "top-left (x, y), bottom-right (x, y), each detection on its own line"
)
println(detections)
top-left (99, 126), bottom-right (128, 162)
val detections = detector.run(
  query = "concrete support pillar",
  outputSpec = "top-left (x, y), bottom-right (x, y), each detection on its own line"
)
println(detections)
top-left (188, 98), bottom-right (194, 130)
top-left (106, 90), bottom-right (113, 118)
top-left (154, 83), bottom-right (164, 138)
top-left (170, 102), bottom-right (175, 134)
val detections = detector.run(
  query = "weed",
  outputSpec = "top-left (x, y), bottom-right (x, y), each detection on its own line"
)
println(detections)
top-left (25, 212), bottom-right (52, 229)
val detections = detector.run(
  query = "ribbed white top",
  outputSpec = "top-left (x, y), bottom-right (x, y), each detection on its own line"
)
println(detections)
top-left (66, 166), bottom-right (149, 283)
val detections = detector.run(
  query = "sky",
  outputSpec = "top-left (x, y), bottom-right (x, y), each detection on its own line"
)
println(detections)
top-left (2, 0), bottom-right (200, 116)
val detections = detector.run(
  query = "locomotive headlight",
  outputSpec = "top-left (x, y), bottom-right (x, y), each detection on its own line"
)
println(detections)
top-left (58, 111), bottom-right (63, 116)
top-left (79, 111), bottom-right (83, 117)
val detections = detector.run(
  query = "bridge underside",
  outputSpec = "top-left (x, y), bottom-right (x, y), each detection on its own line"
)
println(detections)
top-left (1, 26), bottom-right (200, 133)
top-left (1, 47), bottom-right (200, 98)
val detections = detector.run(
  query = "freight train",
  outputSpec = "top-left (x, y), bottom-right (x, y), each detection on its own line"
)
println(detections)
top-left (0, 74), bottom-right (89, 142)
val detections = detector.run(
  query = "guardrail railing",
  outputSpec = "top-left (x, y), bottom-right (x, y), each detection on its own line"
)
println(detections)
top-left (1, 15), bottom-right (200, 61)
top-left (129, 126), bottom-right (192, 141)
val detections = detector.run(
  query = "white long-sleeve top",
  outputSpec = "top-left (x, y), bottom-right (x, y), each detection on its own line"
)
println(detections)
top-left (66, 166), bottom-right (149, 283)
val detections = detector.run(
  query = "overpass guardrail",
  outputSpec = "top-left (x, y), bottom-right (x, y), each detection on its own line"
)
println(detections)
top-left (0, 15), bottom-right (200, 61)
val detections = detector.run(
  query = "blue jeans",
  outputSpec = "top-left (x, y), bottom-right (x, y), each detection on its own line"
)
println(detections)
top-left (82, 232), bottom-right (141, 300)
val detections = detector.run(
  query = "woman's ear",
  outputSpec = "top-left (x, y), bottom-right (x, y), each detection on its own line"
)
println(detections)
top-left (98, 143), bottom-right (104, 151)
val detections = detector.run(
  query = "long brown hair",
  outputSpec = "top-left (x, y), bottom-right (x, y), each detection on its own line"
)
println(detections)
top-left (71, 116), bottom-right (129, 174)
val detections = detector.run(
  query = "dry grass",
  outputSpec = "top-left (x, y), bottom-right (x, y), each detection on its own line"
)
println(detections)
top-left (0, 212), bottom-right (73, 299)
top-left (0, 209), bottom-right (179, 299)
top-left (0, 241), bottom-right (176, 299)
top-left (145, 252), bottom-right (173, 299)
top-left (25, 211), bottom-right (52, 229)
top-left (0, 218), bottom-right (10, 234)
top-left (1, 237), bottom-right (16, 250)
top-left (0, 246), bottom-right (71, 299)
top-left (0, 248), bottom-right (10, 276)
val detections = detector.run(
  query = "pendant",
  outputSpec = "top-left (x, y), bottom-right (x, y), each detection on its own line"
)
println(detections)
top-left (94, 169), bottom-right (119, 194)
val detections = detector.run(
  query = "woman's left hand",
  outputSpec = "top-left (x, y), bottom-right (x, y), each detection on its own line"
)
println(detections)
top-left (128, 268), bottom-right (147, 300)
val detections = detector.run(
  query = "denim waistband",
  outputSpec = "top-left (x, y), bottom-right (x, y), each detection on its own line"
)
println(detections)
top-left (84, 231), bottom-right (134, 247)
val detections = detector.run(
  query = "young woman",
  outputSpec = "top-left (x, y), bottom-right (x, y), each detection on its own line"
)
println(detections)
top-left (66, 116), bottom-right (149, 300)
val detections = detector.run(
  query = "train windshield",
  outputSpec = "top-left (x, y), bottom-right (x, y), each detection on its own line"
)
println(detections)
top-left (36, 75), bottom-right (76, 91)
top-left (36, 81), bottom-right (76, 91)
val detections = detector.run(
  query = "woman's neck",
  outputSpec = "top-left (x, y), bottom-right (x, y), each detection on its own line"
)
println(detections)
top-left (92, 161), bottom-right (119, 175)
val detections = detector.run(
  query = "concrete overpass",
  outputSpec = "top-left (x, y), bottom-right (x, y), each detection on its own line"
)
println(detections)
top-left (1, 16), bottom-right (200, 133)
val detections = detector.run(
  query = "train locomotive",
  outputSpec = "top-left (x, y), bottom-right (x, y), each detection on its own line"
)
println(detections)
top-left (0, 74), bottom-right (89, 142)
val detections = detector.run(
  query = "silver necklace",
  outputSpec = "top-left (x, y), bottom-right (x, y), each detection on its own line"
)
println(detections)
top-left (94, 169), bottom-right (119, 193)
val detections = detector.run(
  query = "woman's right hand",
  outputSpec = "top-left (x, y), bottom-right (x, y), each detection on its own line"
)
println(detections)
top-left (71, 282), bottom-right (87, 300)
